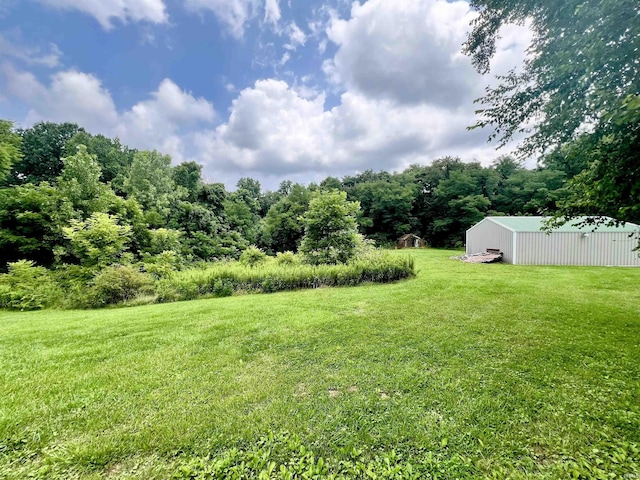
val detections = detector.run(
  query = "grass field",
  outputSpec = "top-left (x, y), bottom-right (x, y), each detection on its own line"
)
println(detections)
top-left (1, 249), bottom-right (639, 478)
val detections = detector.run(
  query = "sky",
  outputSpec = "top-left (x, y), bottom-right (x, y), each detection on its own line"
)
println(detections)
top-left (0, 0), bottom-right (532, 189)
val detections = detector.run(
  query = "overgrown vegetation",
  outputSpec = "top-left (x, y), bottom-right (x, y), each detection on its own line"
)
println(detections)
top-left (0, 119), bottom-right (573, 274)
top-left (1, 250), bottom-right (638, 478)
top-left (0, 251), bottom-right (414, 310)
top-left (156, 251), bottom-right (414, 303)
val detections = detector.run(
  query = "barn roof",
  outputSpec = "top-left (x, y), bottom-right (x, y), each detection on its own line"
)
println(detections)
top-left (486, 216), bottom-right (640, 233)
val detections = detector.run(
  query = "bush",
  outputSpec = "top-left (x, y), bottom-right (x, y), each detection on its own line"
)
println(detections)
top-left (274, 251), bottom-right (300, 265)
top-left (239, 246), bottom-right (268, 268)
top-left (143, 250), bottom-right (181, 279)
top-left (87, 265), bottom-right (154, 307)
top-left (0, 260), bottom-right (58, 310)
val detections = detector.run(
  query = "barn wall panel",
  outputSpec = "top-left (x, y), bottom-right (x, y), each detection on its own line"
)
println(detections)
top-left (516, 232), bottom-right (640, 266)
top-left (466, 220), bottom-right (514, 263)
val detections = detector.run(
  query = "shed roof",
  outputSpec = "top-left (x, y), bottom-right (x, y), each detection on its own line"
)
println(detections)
top-left (486, 216), bottom-right (640, 233)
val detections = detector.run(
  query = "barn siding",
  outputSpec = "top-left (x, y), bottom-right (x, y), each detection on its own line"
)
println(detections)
top-left (516, 232), bottom-right (640, 266)
top-left (466, 219), bottom-right (514, 263)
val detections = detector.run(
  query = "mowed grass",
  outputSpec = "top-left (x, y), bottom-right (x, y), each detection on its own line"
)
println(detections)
top-left (1, 249), bottom-right (639, 478)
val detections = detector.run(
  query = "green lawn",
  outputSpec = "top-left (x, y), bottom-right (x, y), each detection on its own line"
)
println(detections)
top-left (1, 249), bottom-right (639, 478)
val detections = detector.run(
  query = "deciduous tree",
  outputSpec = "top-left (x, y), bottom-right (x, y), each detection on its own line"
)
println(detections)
top-left (464, 0), bottom-right (640, 225)
top-left (299, 191), bottom-right (362, 265)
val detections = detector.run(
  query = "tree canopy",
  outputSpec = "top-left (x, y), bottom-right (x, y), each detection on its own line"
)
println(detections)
top-left (464, 0), bottom-right (640, 225)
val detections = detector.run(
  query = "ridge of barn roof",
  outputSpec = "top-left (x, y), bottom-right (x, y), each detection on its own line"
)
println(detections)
top-left (486, 216), bottom-right (640, 233)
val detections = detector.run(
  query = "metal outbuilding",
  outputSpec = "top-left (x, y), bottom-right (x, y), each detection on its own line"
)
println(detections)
top-left (465, 216), bottom-right (640, 266)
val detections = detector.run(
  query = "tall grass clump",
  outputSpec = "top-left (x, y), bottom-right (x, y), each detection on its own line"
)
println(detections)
top-left (156, 250), bottom-right (415, 303)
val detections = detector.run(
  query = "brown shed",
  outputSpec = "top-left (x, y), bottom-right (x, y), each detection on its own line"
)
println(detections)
top-left (397, 234), bottom-right (426, 249)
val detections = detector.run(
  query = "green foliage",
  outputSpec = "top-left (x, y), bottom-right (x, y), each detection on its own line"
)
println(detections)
top-left (58, 144), bottom-right (115, 216)
top-left (143, 250), bottom-right (182, 279)
top-left (0, 182), bottom-right (75, 268)
top-left (0, 120), bottom-right (22, 184)
top-left (62, 213), bottom-right (132, 268)
top-left (408, 161), bottom-right (498, 247)
top-left (147, 228), bottom-right (183, 256)
top-left (174, 431), bottom-right (467, 479)
top-left (274, 251), bottom-right (299, 266)
top-left (105, 196), bottom-right (149, 256)
top-left (11, 122), bottom-right (83, 184)
top-left (124, 150), bottom-right (178, 217)
top-left (239, 246), bottom-right (268, 268)
top-left (87, 265), bottom-right (154, 307)
top-left (0, 260), bottom-right (57, 310)
top-left (173, 161), bottom-right (203, 203)
top-left (260, 184), bottom-right (312, 253)
top-left (156, 251), bottom-right (415, 303)
top-left (198, 183), bottom-right (227, 215)
top-left (224, 193), bottom-right (261, 245)
top-left (355, 179), bottom-right (416, 243)
top-left (64, 131), bottom-right (135, 188)
top-left (463, 0), bottom-right (640, 227)
top-left (552, 98), bottom-right (640, 226)
top-left (299, 191), bottom-right (362, 265)
top-left (236, 177), bottom-right (262, 201)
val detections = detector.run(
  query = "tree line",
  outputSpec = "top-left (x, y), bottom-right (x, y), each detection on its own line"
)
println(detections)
top-left (0, 119), bottom-right (577, 272)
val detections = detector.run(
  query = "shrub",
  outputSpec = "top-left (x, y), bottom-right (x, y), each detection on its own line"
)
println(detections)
top-left (87, 265), bottom-right (154, 307)
top-left (239, 246), bottom-right (268, 268)
top-left (0, 260), bottom-right (58, 310)
top-left (143, 250), bottom-right (181, 279)
top-left (62, 213), bottom-right (132, 268)
top-left (274, 251), bottom-right (299, 265)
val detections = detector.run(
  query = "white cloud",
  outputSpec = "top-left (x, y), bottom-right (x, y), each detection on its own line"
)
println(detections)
top-left (192, 78), bottom-right (518, 187)
top-left (324, 0), bottom-right (481, 107)
top-left (2, 64), bottom-right (119, 132)
top-left (116, 79), bottom-right (215, 160)
top-left (264, 0), bottom-right (280, 26)
top-left (0, 33), bottom-right (61, 68)
top-left (1, 64), bottom-right (215, 164)
top-left (185, 0), bottom-right (270, 38)
top-left (35, 0), bottom-right (168, 29)
top-left (279, 52), bottom-right (291, 66)
top-left (195, 80), bottom-right (331, 174)
top-left (284, 22), bottom-right (306, 50)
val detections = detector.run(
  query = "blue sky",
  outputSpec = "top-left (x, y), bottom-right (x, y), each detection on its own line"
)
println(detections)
top-left (0, 0), bottom-right (531, 189)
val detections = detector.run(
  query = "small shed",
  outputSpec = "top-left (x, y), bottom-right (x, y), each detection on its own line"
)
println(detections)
top-left (466, 216), bottom-right (640, 266)
top-left (397, 234), bottom-right (426, 249)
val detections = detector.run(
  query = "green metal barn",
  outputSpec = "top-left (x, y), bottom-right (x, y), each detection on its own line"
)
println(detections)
top-left (465, 216), bottom-right (640, 266)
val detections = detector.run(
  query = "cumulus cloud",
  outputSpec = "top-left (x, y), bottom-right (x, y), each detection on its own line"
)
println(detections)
top-left (187, 0), bottom-right (531, 186)
top-left (116, 78), bottom-right (215, 160)
top-left (1, 64), bottom-right (215, 163)
top-left (0, 33), bottom-right (61, 68)
top-left (35, 0), bottom-right (168, 29)
top-left (2, 64), bottom-right (119, 132)
top-left (195, 80), bottom-right (331, 174)
top-left (323, 0), bottom-right (480, 107)
top-left (192, 78), bottom-right (513, 187)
